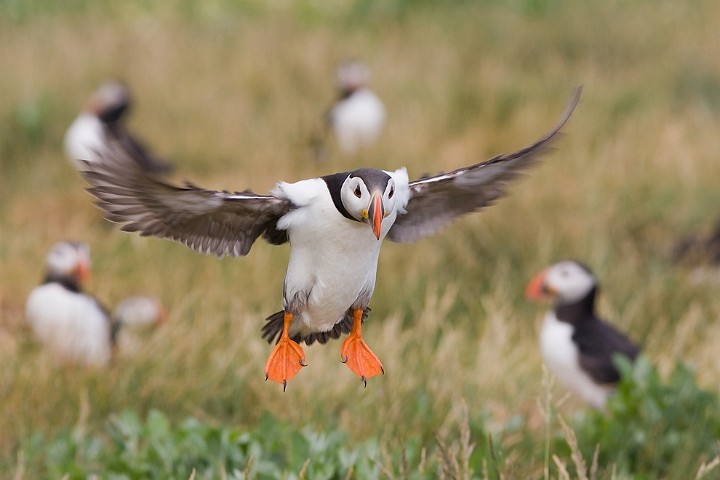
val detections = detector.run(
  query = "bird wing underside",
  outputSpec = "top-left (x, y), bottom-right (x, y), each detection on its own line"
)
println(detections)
top-left (81, 140), bottom-right (293, 257)
top-left (387, 86), bottom-right (582, 243)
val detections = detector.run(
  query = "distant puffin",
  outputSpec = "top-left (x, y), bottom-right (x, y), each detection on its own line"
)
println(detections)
top-left (112, 295), bottom-right (167, 355)
top-left (672, 215), bottom-right (720, 266)
top-left (80, 88), bottom-right (581, 389)
top-left (25, 241), bottom-right (165, 367)
top-left (526, 260), bottom-right (639, 409)
top-left (327, 60), bottom-right (386, 155)
top-left (64, 81), bottom-right (172, 173)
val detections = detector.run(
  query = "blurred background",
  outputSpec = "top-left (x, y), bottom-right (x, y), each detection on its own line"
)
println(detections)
top-left (1, 0), bottom-right (720, 477)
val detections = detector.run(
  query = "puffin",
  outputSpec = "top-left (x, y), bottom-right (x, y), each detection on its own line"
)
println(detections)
top-left (328, 60), bottom-right (386, 155)
top-left (112, 295), bottom-right (168, 355)
top-left (525, 260), bottom-right (639, 409)
top-left (672, 215), bottom-right (720, 266)
top-left (64, 81), bottom-right (173, 173)
top-left (25, 241), bottom-right (166, 367)
top-left (80, 87), bottom-right (581, 389)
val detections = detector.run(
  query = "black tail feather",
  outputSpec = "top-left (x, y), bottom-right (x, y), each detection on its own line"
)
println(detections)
top-left (261, 307), bottom-right (371, 345)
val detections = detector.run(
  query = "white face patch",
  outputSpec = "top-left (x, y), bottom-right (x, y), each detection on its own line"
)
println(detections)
top-left (46, 242), bottom-right (89, 277)
top-left (544, 260), bottom-right (596, 305)
top-left (340, 170), bottom-right (397, 222)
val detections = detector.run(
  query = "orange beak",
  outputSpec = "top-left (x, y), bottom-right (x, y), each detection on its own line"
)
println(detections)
top-left (525, 270), bottom-right (548, 300)
top-left (76, 258), bottom-right (90, 285)
top-left (367, 192), bottom-right (385, 240)
top-left (156, 303), bottom-right (169, 326)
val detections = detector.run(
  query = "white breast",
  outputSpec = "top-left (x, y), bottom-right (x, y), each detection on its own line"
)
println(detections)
top-left (540, 311), bottom-right (610, 409)
top-left (26, 283), bottom-right (112, 367)
top-left (275, 179), bottom-right (393, 337)
top-left (64, 113), bottom-right (105, 169)
top-left (331, 89), bottom-right (385, 154)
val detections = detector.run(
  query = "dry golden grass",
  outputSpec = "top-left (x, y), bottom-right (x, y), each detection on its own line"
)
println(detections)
top-left (2, 0), bottom-right (720, 476)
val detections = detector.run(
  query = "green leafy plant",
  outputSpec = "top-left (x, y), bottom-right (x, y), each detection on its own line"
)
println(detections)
top-left (576, 356), bottom-right (720, 478)
top-left (20, 410), bottom-right (389, 479)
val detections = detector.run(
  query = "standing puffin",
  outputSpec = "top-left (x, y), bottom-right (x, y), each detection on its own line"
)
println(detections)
top-left (80, 87), bottom-right (581, 389)
top-left (64, 81), bottom-right (172, 174)
top-left (526, 260), bottom-right (639, 409)
top-left (328, 60), bottom-right (386, 155)
top-left (25, 241), bottom-right (165, 367)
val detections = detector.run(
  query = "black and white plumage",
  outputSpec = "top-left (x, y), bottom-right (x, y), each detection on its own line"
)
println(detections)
top-left (80, 87), bottom-right (581, 388)
top-left (25, 241), bottom-right (165, 367)
top-left (526, 260), bottom-right (639, 409)
top-left (65, 81), bottom-right (172, 174)
top-left (328, 60), bottom-right (386, 155)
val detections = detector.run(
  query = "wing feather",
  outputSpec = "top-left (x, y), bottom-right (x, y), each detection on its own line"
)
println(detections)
top-left (387, 86), bottom-right (582, 243)
top-left (80, 141), bottom-right (293, 257)
top-left (574, 318), bottom-right (639, 384)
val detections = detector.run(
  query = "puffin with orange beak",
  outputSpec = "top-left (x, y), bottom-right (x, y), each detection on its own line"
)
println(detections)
top-left (80, 88), bottom-right (582, 389)
top-left (526, 260), bottom-right (639, 409)
top-left (25, 241), bottom-right (166, 367)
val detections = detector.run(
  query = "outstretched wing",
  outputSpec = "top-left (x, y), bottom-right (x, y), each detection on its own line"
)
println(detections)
top-left (387, 86), bottom-right (582, 243)
top-left (80, 141), bottom-right (294, 257)
top-left (105, 123), bottom-right (174, 174)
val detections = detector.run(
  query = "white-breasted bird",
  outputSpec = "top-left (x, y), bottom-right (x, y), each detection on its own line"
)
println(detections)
top-left (25, 241), bottom-right (166, 367)
top-left (80, 88), bottom-right (581, 389)
top-left (64, 81), bottom-right (172, 173)
top-left (328, 60), bottom-right (386, 155)
top-left (112, 295), bottom-right (167, 354)
top-left (526, 260), bottom-right (639, 409)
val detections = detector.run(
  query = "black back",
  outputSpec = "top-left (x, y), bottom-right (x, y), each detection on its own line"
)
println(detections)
top-left (556, 287), bottom-right (640, 385)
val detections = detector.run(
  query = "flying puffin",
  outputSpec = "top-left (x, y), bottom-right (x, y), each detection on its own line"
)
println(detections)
top-left (64, 81), bottom-right (173, 174)
top-left (25, 241), bottom-right (166, 367)
top-left (80, 87), bottom-right (582, 389)
top-left (525, 260), bottom-right (639, 409)
top-left (328, 60), bottom-right (386, 155)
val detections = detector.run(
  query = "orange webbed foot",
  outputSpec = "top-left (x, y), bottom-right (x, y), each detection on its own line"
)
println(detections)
top-left (340, 308), bottom-right (383, 386)
top-left (264, 312), bottom-right (306, 391)
top-left (341, 334), bottom-right (384, 386)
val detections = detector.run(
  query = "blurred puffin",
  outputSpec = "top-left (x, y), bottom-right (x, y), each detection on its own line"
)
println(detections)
top-left (672, 215), bottom-right (720, 266)
top-left (80, 88), bottom-right (581, 389)
top-left (526, 260), bottom-right (639, 409)
top-left (64, 81), bottom-right (172, 173)
top-left (25, 241), bottom-right (166, 367)
top-left (327, 60), bottom-right (386, 155)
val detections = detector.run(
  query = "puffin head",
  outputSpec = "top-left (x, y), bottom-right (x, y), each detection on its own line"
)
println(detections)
top-left (113, 295), bottom-right (168, 331)
top-left (336, 59), bottom-right (370, 95)
top-left (526, 260), bottom-right (597, 306)
top-left (340, 168), bottom-right (399, 240)
top-left (87, 81), bottom-right (131, 124)
top-left (45, 241), bottom-right (91, 286)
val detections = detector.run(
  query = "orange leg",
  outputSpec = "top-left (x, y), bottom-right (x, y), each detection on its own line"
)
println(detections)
top-left (264, 312), bottom-right (307, 391)
top-left (340, 308), bottom-right (384, 386)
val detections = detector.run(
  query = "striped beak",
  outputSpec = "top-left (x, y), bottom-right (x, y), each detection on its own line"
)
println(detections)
top-left (367, 192), bottom-right (385, 240)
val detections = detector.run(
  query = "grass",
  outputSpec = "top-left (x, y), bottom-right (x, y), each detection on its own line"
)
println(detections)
top-left (2, 0), bottom-right (720, 477)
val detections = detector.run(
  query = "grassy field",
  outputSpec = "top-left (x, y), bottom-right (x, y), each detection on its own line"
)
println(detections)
top-left (2, 0), bottom-right (720, 477)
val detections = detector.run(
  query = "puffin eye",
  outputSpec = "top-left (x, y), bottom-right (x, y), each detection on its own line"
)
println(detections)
top-left (388, 187), bottom-right (394, 199)
top-left (354, 186), bottom-right (362, 198)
